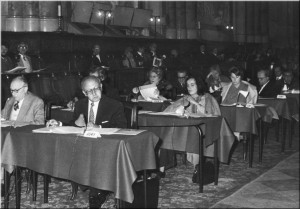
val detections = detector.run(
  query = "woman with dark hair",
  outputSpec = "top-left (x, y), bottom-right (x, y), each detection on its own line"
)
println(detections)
top-left (133, 66), bottom-right (173, 100)
top-left (158, 76), bottom-right (221, 177)
top-left (221, 65), bottom-right (258, 105)
top-left (164, 76), bottom-right (220, 117)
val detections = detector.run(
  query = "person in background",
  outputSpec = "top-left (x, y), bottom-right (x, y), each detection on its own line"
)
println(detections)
top-left (1, 41), bottom-right (14, 72)
top-left (281, 69), bottom-right (299, 91)
top-left (172, 69), bottom-right (189, 97)
top-left (1, 76), bottom-right (44, 125)
top-left (122, 47), bottom-right (136, 68)
top-left (221, 65), bottom-right (258, 104)
top-left (47, 76), bottom-right (127, 208)
top-left (67, 66), bottom-right (120, 109)
top-left (90, 44), bottom-right (108, 68)
top-left (165, 49), bottom-right (182, 72)
top-left (159, 76), bottom-right (221, 177)
top-left (134, 45), bottom-right (147, 67)
top-left (205, 64), bottom-right (231, 103)
top-left (132, 67), bottom-right (173, 100)
top-left (257, 68), bottom-right (279, 97)
top-left (15, 42), bottom-right (32, 73)
top-left (209, 47), bottom-right (221, 65)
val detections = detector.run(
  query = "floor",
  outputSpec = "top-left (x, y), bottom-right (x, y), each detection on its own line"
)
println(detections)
top-left (211, 151), bottom-right (299, 208)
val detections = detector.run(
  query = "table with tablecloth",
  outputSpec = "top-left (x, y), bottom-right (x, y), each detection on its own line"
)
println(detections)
top-left (1, 125), bottom-right (159, 204)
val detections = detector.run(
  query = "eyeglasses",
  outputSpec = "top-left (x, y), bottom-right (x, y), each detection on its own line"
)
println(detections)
top-left (258, 77), bottom-right (267, 80)
top-left (10, 86), bottom-right (27, 94)
top-left (84, 87), bottom-right (101, 95)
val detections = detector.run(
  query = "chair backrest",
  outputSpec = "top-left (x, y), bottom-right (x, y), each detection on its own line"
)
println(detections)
top-left (44, 100), bottom-right (52, 122)
top-left (122, 101), bottom-right (139, 129)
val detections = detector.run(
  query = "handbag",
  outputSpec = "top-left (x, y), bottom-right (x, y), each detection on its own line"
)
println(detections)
top-left (192, 161), bottom-right (215, 185)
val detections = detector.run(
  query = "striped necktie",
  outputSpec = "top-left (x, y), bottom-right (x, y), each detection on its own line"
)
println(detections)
top-left (14, 101), bottom-right (19, 111)
top-left (89, 102), bottom-right (95, 123)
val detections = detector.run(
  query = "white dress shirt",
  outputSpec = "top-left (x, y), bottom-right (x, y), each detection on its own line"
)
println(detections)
top-left (9, 99), bottom-right (24, 121)
top-left (88, 100), bottom-right (100, 124)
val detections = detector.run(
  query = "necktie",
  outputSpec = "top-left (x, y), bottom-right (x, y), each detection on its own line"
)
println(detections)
top-left (89, 102), bottom-right (95, 123)
top-left (23, 56), bottom-right (27, 61)
top-left (14, 101), bottom-right (19, 111)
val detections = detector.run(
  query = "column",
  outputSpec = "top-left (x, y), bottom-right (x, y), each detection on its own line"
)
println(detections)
top-left (245, 1), bottom-right (255, 42)
top-left (39, 1), bottom-right (59, 32)
top-left (23, 1), bottom-right (40, 31)
top-left (233, 1), bottom-right (246, 43)
top-left (165, 1), bottom-right (176, 39)
top-left (175, 1), bottom-right (186, 39)
top-left (186, 2), bottom-right (197, 39)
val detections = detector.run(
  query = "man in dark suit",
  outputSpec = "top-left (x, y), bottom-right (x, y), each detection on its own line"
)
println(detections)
top-left (282, 69), bottom-right (299, 91)
top-left (90, 44), bottom-right (108, 68)
top-left (47, 76), bottom-right (127, 208)
top-left (172, 69), bottom-right (189, 97)
top-left (257, 69), bottom-right (279, 97)
top-left (1, 41), bottom-right (14, 72)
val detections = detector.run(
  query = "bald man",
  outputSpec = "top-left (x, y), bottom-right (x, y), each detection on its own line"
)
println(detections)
top-left (47, 76), bottom-right (127, 207)
top-left (1, 76), bottom-right (44, 125)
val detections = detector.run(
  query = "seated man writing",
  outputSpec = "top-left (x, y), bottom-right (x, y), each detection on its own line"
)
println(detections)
top-left (1, 76), bottom-right (44, 125)
top-left (47, 75), bottom-right (127, 208)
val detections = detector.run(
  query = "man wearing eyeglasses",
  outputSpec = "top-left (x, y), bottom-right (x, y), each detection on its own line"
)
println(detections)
top-left (1, 76), bottom-right (44, 125)
top-left (47, 76), bottom-right (127, 208)
top-left (257, 68), bottom-right (279, 98)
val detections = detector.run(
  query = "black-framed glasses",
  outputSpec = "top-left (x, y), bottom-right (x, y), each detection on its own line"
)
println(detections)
top-left (10, 86), bottom-right (27, 94)
top-left (84, 87), bottom-right (101, 95)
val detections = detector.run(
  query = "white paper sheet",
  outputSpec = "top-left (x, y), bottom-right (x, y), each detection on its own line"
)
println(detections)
top-left (139, 84), bottom-right (159, 100)
top-left (33, 126), bottom-right (85, 134)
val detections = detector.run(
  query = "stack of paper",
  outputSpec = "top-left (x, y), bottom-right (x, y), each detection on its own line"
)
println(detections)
top-left (139, 83), bottom-right (159, 100)
top-left (33, 126), bottom-right (85, 134)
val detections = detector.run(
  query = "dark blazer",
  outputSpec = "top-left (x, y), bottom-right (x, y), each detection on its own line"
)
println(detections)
top-left (1, 55), bottom-right (14, 72)
top-left (90, 54), bottom-right (108, 67)
top-left (70, 95), bottom-right (127, 128)
top-left (258, 81), bottom-right (279, 97)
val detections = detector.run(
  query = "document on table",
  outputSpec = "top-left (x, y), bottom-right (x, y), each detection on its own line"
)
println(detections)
top-left (51, 105), bottom-right (65, 109)
top-left (1, 120), bottom-right (14, 127)
top-left (139, 83), bottom-right (159, 100)
top-left (60, 108), bottom-right (74, 112)
top-left (88, 128), bottom-right (145, 135)
top-left (32, 126), bottom-right (85, 134)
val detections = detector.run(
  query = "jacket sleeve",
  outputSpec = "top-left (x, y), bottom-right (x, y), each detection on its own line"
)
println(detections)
top-left (32, 98), bottom-right (45, 125)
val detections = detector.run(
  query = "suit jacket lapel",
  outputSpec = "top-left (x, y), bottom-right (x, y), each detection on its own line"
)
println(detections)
top-left (83, 99), bottom-right (89, 123)
top-left (95, 98), bottom-right (104, 125)
top-left (5, 98), bottom-right (15, 120)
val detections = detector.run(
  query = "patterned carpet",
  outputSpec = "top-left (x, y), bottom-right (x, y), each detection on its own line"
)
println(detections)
top-left (2, 127), bottom-right (299, 208)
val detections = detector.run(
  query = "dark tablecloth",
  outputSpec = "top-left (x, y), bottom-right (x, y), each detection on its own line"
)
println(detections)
top-left (258, 98), bottom-right (294, 120)
top-left (220, 106), bottom-right (261, 135)
top-left (1, 125), bottom-right (159, 203)
top-left (138, 114), bottom-right (235, 164)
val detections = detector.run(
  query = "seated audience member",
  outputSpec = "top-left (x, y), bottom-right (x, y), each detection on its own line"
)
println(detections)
top-left (281, 69), bottom-right (299, 91)
top-left (15, 42), bottom-right (33, 73)
top-left (132, 67), bottom-right (173, 100)
top-left (122, 47), bottom-right (136, 68)
top-left (273, 64), bottom-right (284, 87)
top-left (1, 42), bottom-right (14, 72)
top-left (172, 69), bottom-right (189, 97)
top-left (208, 47), bottom-right (221, 65)
top-left (67, 67), bottom-right (120, 108)
top-left (1, 76), bottom-right (44, 125)
top-left (165, 49), bottom-right (182, 72)
top-left (90, 44), bottom-right (108, 68)
top-left (257, 68), bottom-right (279, 97)
top-left (221, 66), bottom-right (258, 104)
top-left (158, 76), bottom-right (221, 177)
top-left (134, 45), bottom-right (147, 67)
top-left (47, 76), bottom-right (127, 208)
top-left (205, 64), bottom-right (231, 103)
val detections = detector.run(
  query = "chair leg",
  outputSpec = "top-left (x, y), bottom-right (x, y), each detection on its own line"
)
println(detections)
top-left (44, 175), bottom-right (50, 203)
top-left (15, 167), bottom-right (21, 209)
top-left (70, 182), bottom-right (79, 200)
top-left (4, 169), bottom-right (11, 208)
top-left (214, 141), bottom-right (219, 185)
top-left (275, 118), bottom-right (280, 142)
top-left (248, 134), bottom-right (253, 168)
top-left (243, 135), bottom-right (248, 161)
top-left (31, 170), bottom-right (38, 201)
top-left (25, 169), bottom-right (31, 194)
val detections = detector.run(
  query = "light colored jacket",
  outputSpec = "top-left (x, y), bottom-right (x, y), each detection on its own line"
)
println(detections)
top-left (1, 91), bottom-right (44, 125)
top-left (221, 81), bottom-right (258, 104)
